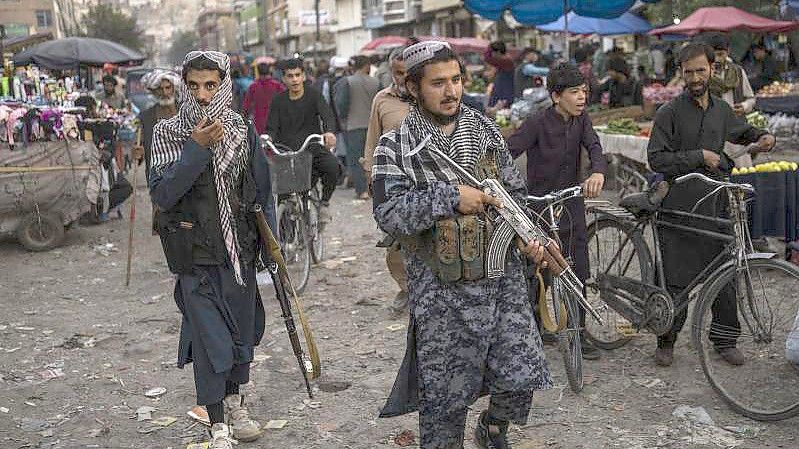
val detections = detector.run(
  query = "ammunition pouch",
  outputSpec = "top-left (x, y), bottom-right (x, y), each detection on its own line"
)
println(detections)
top-left (399, 214), bottom-right (492, 283)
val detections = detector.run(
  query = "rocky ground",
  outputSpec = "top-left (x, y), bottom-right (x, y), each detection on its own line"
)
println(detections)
top-left (1, 181), bottom-right (798, 449)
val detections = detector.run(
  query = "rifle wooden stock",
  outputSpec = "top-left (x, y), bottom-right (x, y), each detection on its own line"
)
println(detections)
top-left (253, 205), bottom-right (321, 398)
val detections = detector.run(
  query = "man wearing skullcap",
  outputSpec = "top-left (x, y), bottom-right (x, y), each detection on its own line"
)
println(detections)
top-left (374, 40), bottom-right (552, 449)
top-left (149, 51), bottom-right (278, 449)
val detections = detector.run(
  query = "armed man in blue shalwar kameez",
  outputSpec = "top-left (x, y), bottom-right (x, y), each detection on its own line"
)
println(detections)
top-left (148, 51), bottom-right (276, 449)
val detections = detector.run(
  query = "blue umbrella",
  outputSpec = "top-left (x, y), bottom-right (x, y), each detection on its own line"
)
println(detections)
top-left (537, 11), bottom-right (652, 35)
top-left (463, 0), bottom-right (661, 25)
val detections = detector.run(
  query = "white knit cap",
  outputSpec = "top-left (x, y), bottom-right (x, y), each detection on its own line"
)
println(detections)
top-left (403, 41), bottom-right (452, 71)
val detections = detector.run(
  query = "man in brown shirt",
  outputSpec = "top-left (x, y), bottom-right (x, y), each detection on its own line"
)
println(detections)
top-left (363, 46), bottom-right (413, 312)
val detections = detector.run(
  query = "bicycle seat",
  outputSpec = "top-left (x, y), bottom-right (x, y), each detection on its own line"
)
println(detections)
top-left (619, 181), bottom-right (669, 217)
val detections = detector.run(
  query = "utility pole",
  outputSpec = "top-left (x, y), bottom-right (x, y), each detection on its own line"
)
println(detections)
top-left (314, 0), bottom-right (321, 67)
top-left (262, 0), bottom-right (272, 55)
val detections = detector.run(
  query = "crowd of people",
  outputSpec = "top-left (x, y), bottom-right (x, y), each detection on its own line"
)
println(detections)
top-left (88, 32), bottom-right (789, 449)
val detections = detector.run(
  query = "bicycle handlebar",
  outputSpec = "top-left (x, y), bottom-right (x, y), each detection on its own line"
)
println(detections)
top-left (260, 133), bottom-right (324, 156)
top-left (674, 172), bottom-right (754, 193)
top-left (526, 186), bottom-right (583, 206)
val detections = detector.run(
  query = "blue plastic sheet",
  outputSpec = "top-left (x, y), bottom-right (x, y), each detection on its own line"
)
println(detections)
top-left (536, 11), bottom-right (652, 35)
top-left (464, 0), bottom-right (660, 25)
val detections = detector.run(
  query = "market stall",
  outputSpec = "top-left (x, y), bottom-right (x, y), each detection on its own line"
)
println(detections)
top-left (733, 163), bottom-right (799, 242)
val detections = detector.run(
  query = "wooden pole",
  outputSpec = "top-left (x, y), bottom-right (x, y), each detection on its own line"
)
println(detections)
top-left (125, 126), bottom-right (143, 287)
top-left (0, 165), bottom-right (93, 173)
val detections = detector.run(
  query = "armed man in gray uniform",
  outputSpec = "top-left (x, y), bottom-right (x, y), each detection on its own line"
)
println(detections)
top-left (372, 41), bottom-right (553, 449)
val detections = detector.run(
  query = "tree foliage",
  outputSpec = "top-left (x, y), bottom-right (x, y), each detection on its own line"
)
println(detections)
top-left (81, 4), bottom-right (143, 51)
top-left (169, 31), bottom-right (199, 66)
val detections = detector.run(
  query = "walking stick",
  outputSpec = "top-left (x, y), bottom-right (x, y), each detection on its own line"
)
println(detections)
top-left (125, 125), bottom-right (142, 287)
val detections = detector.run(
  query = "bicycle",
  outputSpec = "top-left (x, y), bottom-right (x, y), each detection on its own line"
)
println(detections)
top-left (526, 185), bottom-right (592, 393)
top-left (585, 172), bottom-right (799, 421)
top-left (260, 133), bottom-right (328, 293)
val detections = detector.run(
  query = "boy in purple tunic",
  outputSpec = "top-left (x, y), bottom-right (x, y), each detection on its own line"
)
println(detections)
top-left (507, 63), bottom-right (608, 360)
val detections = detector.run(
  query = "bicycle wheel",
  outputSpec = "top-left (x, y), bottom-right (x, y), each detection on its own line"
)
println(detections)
top-left (276, 201), bottom-right (311, 294)
top-left (692, 258), bottom-right (799, 421)
top-left (585, 216), bottom-right (652, 349)
top-left (554, 279), bottom-right (583, 393)
top-left (306, 192), bottom-right (326, 264)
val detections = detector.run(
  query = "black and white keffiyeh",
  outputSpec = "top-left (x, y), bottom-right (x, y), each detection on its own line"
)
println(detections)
top-left (373, 104), bottom-right (504, 187)
top-left (151, 51), bottom-right (249, 284)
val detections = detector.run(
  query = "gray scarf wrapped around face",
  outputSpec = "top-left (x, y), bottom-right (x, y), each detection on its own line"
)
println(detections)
top-left (150, 51), bottom-right (249, 284)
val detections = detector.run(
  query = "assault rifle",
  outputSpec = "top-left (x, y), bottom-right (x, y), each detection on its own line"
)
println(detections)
top-left (420, 145), bottom-right (602, 323)
top-left (253, 204), bottom-right (321, 398)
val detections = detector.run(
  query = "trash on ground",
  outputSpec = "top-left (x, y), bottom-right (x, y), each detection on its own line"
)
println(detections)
top-left (672, 405), bottom-right (714, 426)
top-left (20, 417), bottom-right (50, 432)
top-left (39, 368), bottom-right (65, 380)
top-left (318, 380), bottom-right (352, 393)
top-left (186, 443), bottom-right (209, 449)
top-left (94, 242), bottom-right (118, 256)
top-left (387, 324), bottom-right (405, 331)
top-left (634, 377), bottom-right (663, 389)
top-left (150, 416), bottom-right (178, 427)
top-left (60, 333), bottom-right (96, 349)
top-left (394, 429), bottom-right (416, 447)
top-left (264, 419), bottom-right (288, 429)
top-left (136, 406), bottom-right (156, 421)
top-left (0, 407), bottom-right (9, 413)
top-left (144, 387), bottom-right (167, 398)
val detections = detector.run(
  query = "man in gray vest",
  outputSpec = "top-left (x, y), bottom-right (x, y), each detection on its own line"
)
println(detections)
top-left (702, 33), bottom-right (757, 167)
top-left (335, 55), bottom-right (380, 200)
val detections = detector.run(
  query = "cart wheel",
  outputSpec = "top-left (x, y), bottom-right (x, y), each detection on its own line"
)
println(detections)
top-left (17, 212), bottom-right (66, 252)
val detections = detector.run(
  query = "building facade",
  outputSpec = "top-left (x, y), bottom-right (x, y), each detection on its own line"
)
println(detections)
top-left (419, 0), bottom-right (476, 37)
top-left (0, 0), bottom-right (81, 39)
top-left (197, 7), bottom-right (241, 52)
top-left (267, 0), bottom-right (335, 58)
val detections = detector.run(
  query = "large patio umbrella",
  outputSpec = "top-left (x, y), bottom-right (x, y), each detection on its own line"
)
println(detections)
top-left (13, 37), bottom-right (144, 70)
top-left (537, 11), bottom-right (652, 35)
top-left (650, 6), bottom-right (799, 36)
top-left (463, 0), bottom-right (660, 26)
top-left (361, 36), bottom-right (408, 53)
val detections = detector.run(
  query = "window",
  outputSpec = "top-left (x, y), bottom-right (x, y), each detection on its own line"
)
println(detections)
top-left (35, 10), bottom-right (53, 28)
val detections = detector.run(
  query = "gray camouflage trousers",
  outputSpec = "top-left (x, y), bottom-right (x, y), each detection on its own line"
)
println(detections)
top-left (408, 251), bottom-right (552, 449)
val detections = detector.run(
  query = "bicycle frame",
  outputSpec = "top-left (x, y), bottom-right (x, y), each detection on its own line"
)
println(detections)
top-left (592, 177), bottom-right (778, 333)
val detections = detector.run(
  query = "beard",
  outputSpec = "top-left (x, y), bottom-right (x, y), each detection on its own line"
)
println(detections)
top-left (157, 96), bottom-right (176, 107)
top-left (419, 95), bottom-right (460, 126)
top-left (687, 80), bottom-right (709, 98)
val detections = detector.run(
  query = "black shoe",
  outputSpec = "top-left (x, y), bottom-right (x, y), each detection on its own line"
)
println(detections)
top-left (581, 334), bottom-right (601, 360)
top-left (475, 411), bottom-right (510, 449)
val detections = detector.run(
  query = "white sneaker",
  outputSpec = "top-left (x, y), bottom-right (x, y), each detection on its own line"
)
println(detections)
top-left (223, 394), bottom-right (263, 442)
top-left (209, 423), bottom-right (237, 449)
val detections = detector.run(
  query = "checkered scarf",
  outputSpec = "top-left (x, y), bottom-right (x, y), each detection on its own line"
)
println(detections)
top-left (373, 103), bottom-right (504, 187)
top-left (150, 51), bottom-right (249, 285)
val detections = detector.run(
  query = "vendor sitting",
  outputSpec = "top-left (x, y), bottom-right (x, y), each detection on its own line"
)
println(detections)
top-left (593, 57), bottom-right (642, 108)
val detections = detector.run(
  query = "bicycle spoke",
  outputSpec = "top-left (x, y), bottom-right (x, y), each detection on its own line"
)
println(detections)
top-left (694, 259), bottom-right (799, 420)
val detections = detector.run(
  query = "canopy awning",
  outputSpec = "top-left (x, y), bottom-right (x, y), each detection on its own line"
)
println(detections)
top-left (13, 37), bottom-right (145, 69)
top-left (463, 0), bottom-right (660, 25)
top-left (537, 11), bottom-right (652, 35)
top-left (650, 6), bottom-right (799, 36)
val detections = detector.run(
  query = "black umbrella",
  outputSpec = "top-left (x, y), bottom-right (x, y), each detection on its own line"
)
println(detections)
top-left (13, 37), bottom-right (145, 69)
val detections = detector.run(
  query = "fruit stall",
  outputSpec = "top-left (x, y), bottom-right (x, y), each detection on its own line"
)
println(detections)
top-left (732, 162), bottom-right (799, 242)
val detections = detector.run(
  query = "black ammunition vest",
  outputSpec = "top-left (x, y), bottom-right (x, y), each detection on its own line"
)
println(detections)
top-left (156, 149), bottom-right (259, 274)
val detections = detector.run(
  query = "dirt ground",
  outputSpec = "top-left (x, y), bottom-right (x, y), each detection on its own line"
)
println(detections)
top-left (1, 181), bottom-right (798, 449)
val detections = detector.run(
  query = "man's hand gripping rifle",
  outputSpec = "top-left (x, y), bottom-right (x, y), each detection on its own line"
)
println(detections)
top-left (425, 147), bottom-right (602, 324)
